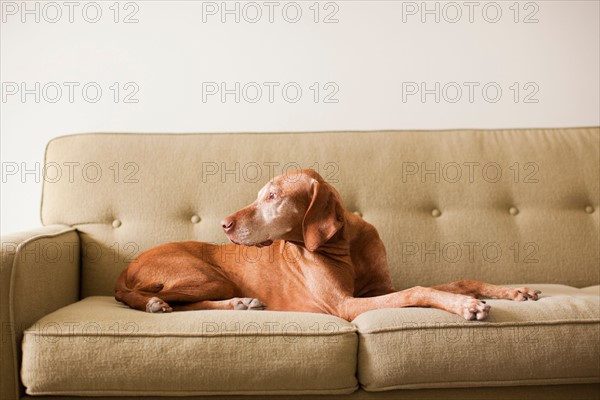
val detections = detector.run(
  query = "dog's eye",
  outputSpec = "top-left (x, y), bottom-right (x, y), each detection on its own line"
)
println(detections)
top-left (268, 192), bottom-right (276, 200)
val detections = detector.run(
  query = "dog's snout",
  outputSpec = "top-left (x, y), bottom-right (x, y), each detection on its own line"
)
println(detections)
top-left (221, 218), bottom-right (235, 232)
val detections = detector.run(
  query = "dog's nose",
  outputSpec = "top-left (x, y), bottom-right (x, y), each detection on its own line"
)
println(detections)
top-left (221, 218), bottom-right (235, 232)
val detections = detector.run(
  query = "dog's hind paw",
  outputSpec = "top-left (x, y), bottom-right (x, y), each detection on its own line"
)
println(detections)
top-left (233, 297), bottom-right (267, 310)
top-left (146, 297), bottom-right (173, 313)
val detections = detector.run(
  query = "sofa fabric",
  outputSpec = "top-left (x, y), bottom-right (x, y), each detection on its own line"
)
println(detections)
top-left (40, 129), bottom-right (600, 298)
top-left (0, 225), bottom-right (80, 400)
top-left (16, 383), bottom-right (600, 400)
top-left (21, 297), bottom-right (358, 396)
top-left (21, 286), bottom-right (598, 396)
top-left (5, 128), bottom-right (600, 399)
top-left (16, 384), bottom-right (600, 400)
top-left (353, 284), bottom-right (600, 390)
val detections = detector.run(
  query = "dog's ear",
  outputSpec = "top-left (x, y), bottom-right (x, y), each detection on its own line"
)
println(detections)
top-left (302, 179), bottom-right (343, 251)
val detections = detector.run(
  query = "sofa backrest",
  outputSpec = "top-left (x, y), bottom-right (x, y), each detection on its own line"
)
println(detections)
top-left (41, 129), bottom-right (599, 297)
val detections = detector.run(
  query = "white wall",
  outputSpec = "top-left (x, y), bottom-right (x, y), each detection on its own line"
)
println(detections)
top-left (1, 0), bottom-right (599, 234)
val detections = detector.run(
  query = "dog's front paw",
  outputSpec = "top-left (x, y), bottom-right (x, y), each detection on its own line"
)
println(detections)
top-left (508, 287), bottom-right (542, 301)
top-left (233, 297), bottom-right (267, 310)
top-left (146, 297), bottom-right (173, 313)
top-left (458, 297), bottom-right (490, 321)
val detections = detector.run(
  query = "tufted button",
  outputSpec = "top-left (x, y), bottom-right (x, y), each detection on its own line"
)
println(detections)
top-left (191, 215), bottom-right (201, 224)
top-left (431, 209), bottom-right (441, 218)
top-left (353, 211), bottom-right (362, 217)
top-left (112, 219), bottom-right (122, 228)
top-left (509, 207), bottom-right (519, 216)
top-left (585, 205), bottom-right (594, 214)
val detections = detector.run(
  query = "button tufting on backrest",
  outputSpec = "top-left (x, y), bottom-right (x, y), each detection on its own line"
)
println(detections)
top-left (585, 206), bottom-right (595, 214)
top-left (191, 215), bottom-right (201, 224)
top-left (38, 129), bottom-right (600, 297)
top-left (509, 207), bottom-right (519, 216)
top-left (353, 211), bottom-right (362, 217)
top-left (112, 219), bottom-right (122, 228)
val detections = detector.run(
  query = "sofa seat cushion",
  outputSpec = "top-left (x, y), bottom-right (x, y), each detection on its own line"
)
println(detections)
top-left (21, 297), bottom-right (358, 396)
top-left (353, 284), bottom-right (600, 391)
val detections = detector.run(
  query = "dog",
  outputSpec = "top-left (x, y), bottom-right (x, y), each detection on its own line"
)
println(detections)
top-left (115, 169), bottom-right (540, 321)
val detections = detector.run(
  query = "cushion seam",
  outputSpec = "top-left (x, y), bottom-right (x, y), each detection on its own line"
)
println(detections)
top-left (26, 384), bottom-right (359, 395)
top-left (357, 319), bottom-right (600, 335)
top-left (23, 331), bottom-right (357, 338)
top-left (361, 376), bottom-right (600, 391)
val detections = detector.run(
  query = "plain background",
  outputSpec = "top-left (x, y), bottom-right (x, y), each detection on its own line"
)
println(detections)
top-left (1, 0), bottom-right (599, 234)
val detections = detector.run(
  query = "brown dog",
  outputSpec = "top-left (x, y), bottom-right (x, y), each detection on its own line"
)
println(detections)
top-left (115, 169), bottom-right (540, 321)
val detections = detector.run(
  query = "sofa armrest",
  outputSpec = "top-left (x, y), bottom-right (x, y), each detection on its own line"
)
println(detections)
top-left (1, 225), bottom-right (80, 400)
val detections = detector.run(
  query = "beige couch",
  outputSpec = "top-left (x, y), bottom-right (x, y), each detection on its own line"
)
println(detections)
top-left (2, 128), bottom-right (599, 400)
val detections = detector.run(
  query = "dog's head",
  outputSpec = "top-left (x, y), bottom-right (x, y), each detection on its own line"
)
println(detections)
top-left (221, 169), bottom-right (344, 251)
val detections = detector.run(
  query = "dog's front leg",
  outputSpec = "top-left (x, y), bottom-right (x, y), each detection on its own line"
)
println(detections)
top-left (432, 280), bottom-right (541, 301)
top-left (337, 287), bottom-right (490, 321)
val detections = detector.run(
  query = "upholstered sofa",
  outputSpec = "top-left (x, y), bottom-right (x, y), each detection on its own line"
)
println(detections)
top-left (2, 128), bottom-right (599, 400)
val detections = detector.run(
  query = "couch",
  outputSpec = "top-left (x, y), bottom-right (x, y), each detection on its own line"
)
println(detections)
top-left (2, 128), bottom-right (599, 399)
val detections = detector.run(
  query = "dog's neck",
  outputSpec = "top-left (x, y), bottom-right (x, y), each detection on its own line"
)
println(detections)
top-left (285, 220), bottom-right (351, 260)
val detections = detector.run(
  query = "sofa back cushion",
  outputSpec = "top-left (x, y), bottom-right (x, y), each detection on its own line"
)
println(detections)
top-left (41, 129), bottom-right (600, 297)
